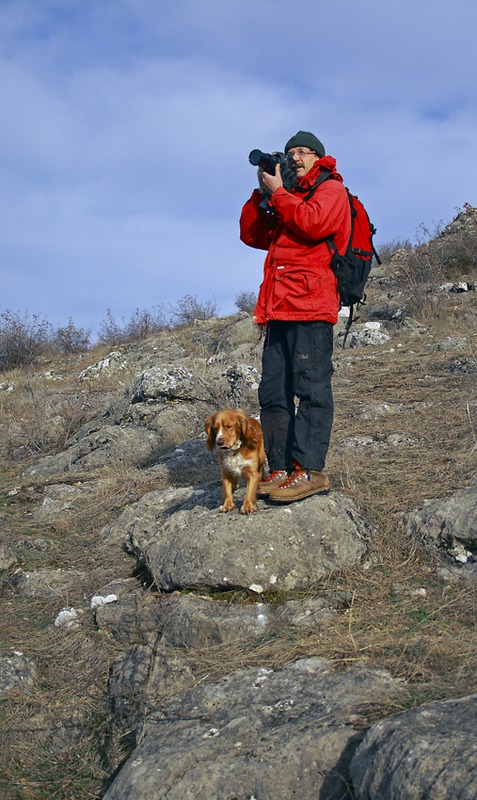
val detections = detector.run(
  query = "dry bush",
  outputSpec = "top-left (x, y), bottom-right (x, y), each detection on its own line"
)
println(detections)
top-left (97, 307), bottom-right (169, 347)
top-left (392, 207), bottom-right (477, 316)
top-left (52, 318), bottom-right (91, 354)
top-left (169, 294), bottom-right (218, 325)
top-left (0, 311), bottom-right (91, 372)
top-left (375, 236), bottom-right (413, 264)
top-left (0, 310), bottom-right (53, 371)
top-left (235, 290), bottom-right (257, 314)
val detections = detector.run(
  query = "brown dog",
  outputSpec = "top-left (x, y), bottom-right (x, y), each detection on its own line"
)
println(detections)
top-left (205, 408), bottom-right (265, 514)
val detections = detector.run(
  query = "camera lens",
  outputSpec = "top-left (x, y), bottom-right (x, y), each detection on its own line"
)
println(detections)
top-left (248, 150), bottom-right (263, 166)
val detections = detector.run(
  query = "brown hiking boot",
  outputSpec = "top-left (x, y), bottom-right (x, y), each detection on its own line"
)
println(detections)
top-left (257, 470), bottom-right (288, 497)
top-left (268, 467), bottom-right (330, 503)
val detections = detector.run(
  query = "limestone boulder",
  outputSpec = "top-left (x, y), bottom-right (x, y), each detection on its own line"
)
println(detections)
top-left (406, 486), bottom-right (477, 561)
top-left (350, 694), bottom-right (477, 800)
top-left (105, 487), bottom-right (369, 593)
top-left (104, 658), bottom-right (406, 800)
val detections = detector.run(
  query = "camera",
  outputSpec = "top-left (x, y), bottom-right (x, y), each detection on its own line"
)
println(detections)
top-left (248, 149), bottom-right (297, 211)
top-left (249, 149), bottom-right (297, 190)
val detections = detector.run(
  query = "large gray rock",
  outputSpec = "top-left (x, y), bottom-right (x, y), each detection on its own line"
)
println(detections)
top-left (0, 543), bottom-right (17, 570)
top-left (104, 592), bottom-right (339, 741)
top-left (12, 567), bottom-right (87, 599)
top-left (131, 365), bottom-right (215, 403)
top-left (104, 658), bottom-right (405, 800)
top-left (22, 424), bottom-right (162, 478)
top-left (21, 400), bottom-right (213, 479)
top-left (96, 590), bottom-right (272, 648)
top-left (99, 486), bottom-right (200, 546)
top-left (33, 480), bottom-right (104, 519)
top-left (406, 486), bottom-right (477, 557)
top-left (347, 323), bottom-right (391, 348)
top-left (0, 650), bottom-right (36, 695)
top-left (350, 694), bottom-right (477, 800)
top-left (108, 488), bottom-right (369, 593)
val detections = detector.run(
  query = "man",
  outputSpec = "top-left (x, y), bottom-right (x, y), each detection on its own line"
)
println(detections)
top-left (240, 131), bottom-right (351, 503)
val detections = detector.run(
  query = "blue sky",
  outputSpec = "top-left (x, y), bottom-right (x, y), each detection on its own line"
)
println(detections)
top-left (1, 0), bottom-right (476, 336)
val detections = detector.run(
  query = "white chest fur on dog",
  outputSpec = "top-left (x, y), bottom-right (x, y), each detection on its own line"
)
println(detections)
top-left (220, 449), bottom-right (255, 479)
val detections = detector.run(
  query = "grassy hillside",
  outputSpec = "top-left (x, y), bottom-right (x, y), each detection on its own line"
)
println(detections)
top-left (1, 209), bottom-right (476, 799)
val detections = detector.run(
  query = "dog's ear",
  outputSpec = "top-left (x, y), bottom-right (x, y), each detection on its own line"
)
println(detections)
top-left (239, 416), bottom-right (261, 447)
top-left (205, 414), bottom-right (216, 451)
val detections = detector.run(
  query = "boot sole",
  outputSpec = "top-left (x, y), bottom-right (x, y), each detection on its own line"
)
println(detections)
top-left (268, 486), bottom-right (330, 503)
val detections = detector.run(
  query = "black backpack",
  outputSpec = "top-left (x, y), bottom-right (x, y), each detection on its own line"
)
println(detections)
top-left (303, 172), bottom-right (381, 346)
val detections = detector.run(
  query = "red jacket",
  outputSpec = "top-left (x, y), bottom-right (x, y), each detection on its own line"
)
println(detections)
top-left (240, 156), bottom-right (351, 325)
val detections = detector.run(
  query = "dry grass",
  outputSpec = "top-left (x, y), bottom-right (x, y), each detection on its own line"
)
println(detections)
top-left (1, 272), bottom-right (476, 798)
top-left (175, 540), bottom-right (476, 718)
top-left (0, 461), bottom-right (167, 799)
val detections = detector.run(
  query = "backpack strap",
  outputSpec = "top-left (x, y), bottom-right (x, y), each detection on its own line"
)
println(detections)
top-left (342, 304), bottom-right (355, 348)
top-left (296, 170), bottom-right (346, 255)
top-left (325, 188), bottom-right (357, 258)
top-left (372, 240), bottom-right (382, 265)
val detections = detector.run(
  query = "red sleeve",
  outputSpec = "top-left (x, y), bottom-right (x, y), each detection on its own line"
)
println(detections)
top-left (239, 190), bottom-right (275, 251)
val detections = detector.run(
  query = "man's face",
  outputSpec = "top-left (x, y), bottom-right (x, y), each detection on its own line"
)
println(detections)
top-left (288, 147), bottom-right (320, 177)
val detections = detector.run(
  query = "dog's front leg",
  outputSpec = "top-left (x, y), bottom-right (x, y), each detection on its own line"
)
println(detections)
top-left (241, 472), bottom-right (259, 515)
top-left (219, 474), bottom-right (235, 513)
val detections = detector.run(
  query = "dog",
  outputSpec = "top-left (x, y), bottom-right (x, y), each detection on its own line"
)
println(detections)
top-left (205, 408), bottom-right (266, 514)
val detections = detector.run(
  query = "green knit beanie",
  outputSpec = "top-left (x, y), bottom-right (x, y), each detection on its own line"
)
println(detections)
top-left (284, 131), bottom-right (326, 157)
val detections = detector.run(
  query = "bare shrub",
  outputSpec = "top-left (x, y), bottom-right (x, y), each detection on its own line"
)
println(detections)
top-left (0, 309), bottom-right (53, 371)
top-left (53, 317), bottom-right (91, 354)
top-left (235, 290), bottom-right (257, 314)
top-left (124, 306), bottom-right (169, 340)
top-left (97, 309), bottom-right (124, 346)
top-left (97, 306), bottom-right (168, 347)
top-left (393, 206), bottom-right (477, 316)
top-left (376, 237), bottom-right (413, 264)
top-left (169, 294), bottom-right (218, 325)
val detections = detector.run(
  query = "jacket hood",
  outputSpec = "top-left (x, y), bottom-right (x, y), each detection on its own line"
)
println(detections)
top-left (296, 155), bottom-right (343, 189)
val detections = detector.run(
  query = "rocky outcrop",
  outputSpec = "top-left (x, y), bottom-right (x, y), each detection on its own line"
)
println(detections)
top-left (101, 487), bottom-right (369, 594)
top-left (104, 658), bottom-right (407, 800)
top-left (350, 694), bottom-right (477, 800)
top-left (406, 485), bottom-right (477, 573)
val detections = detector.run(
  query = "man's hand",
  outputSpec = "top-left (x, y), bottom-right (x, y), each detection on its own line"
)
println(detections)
top-left (258, 164), bottom-right (283, 195)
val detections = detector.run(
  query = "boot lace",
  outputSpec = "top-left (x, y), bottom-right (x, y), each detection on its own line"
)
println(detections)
top-left (263, 470), bottom-right (287, 484)
top-left (278, 467), bottom-right (309, 489)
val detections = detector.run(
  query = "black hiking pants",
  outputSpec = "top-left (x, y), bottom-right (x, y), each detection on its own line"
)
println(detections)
top-left (258, 320), bottom-right (334, 472)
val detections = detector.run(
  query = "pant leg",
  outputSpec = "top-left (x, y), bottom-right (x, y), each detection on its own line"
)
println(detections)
top-left (258, 322), bottom-right (295, 471)
top-left (288, 321), bottom-right (334, 471)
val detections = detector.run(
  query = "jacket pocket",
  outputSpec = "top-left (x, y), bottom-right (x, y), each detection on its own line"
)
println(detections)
top-left (271, 265), bottom-right (322, 314)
